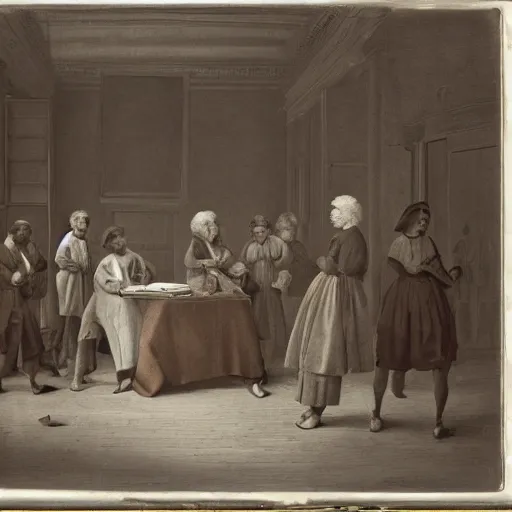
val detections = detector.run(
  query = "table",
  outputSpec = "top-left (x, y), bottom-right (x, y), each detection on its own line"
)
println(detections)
top-left (132, 295), bottom-right (265, 397)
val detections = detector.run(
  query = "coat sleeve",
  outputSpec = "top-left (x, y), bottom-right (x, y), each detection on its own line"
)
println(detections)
top-left (273, 237), bottom-right (292, 270)
top-left (319, 236), bottom-right (341, 275)
top-left (143, 259), bottom-right (157, 284)
top-left (94, 260), bottom-right (121, 294)
top-left (33, 247), bottom-right (48, 273)
top-left (0, 260), bottom-right (13, 288)
top-left (184, 240), bottom-right (212, 269)
top-left (239, 241), bottom-right (252, 266)
top-left (55, 244), bottom-right (73, 270)
top-left (219, 246), bottom-right (236, 270)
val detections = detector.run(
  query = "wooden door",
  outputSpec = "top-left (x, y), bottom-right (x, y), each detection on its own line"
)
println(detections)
top-left (425, 125), bottom-right (500, 351)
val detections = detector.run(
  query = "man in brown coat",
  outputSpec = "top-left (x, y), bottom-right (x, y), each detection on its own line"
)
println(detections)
top-left (0, 220), bottom-right (58, 394)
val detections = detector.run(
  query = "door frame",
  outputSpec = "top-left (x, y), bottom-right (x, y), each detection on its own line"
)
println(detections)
top-left (404, 100), bottom-right (501, 352)
top-left (402, 100), bottom-right (499, 202)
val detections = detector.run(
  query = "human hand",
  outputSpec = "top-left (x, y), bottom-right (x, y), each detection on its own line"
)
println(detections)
top-left (66, 262), bottom-right (80, 273)
top-left (11, 271), bottom-right (23, 286)
top-left (449, 267), bottom-right (462, 282)
top-left (111, 281), bottom-right (122, 294)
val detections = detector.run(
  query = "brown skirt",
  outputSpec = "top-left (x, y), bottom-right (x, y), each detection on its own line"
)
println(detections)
top-left (376, 273), bottom-right (457, 371)
top-left (296, 370), bottom-right (342, 407)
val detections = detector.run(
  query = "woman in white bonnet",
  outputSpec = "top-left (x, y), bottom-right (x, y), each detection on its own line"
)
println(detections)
top-left (285, 195), bottom-right (373, 430)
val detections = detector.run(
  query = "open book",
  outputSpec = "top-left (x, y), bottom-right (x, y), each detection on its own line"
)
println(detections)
top-left (119, 282), bottom-right (192, 299)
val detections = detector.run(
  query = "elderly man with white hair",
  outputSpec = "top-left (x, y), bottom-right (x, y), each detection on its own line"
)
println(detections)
top-left (54, 209), bottom-right (95, 378)
top-left (185, 210), bottom-right (256, 297)
top-left (285, 195), bottom-right (374, 430)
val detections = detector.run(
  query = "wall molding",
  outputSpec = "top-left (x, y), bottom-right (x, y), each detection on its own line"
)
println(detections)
top-left (402, 100), bottom-right (499, 147)
top-left (189, 76), bottom-right (283, 90)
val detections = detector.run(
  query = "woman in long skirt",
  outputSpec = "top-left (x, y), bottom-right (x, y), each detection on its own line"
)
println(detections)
top-left (285, 195), bottom-right (374, 430)
top-left (369, 202), bottom-right (460, 439)
top-left (240, 215), bottom-right (292, 371)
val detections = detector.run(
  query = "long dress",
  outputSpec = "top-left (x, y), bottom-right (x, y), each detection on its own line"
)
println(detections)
top-left (240, 235), bottom-right (291, 366)
top-left (78, 249), bottom-right (148, 381)
top-left (375, 234), bottom-right (457, 371)
top-left (282, 240), bottom-right (318, 336)
top-left (285, 226), bottom-right (373, 407)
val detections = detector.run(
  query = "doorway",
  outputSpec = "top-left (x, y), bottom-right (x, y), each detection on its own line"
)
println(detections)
top-left (425, 124), bottom-right (500, 353)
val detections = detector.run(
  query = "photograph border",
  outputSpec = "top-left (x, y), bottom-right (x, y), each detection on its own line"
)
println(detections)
top-left (0, 0), bottom-right (508, 508)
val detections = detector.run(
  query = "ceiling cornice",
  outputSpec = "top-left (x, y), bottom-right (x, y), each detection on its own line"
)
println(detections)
top-left (285, 7), bottom-right (390, 122)
top-left (54, 61), bottom-right (289, 87)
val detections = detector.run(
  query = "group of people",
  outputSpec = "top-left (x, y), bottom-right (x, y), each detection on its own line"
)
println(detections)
top-left (283, 196), bottom-right (461, 439)
top-left (0, 212), bottom-right (157, 396)
top-left (0, 196), bottom-right (462, 439)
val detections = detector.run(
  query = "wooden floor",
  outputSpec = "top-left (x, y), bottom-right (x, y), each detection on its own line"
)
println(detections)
top-left (0, 351), bottom-right (501, 493)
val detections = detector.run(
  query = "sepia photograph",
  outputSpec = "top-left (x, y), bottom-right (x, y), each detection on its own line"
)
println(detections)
top-left (0, 1), bottom-right (504, 504)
